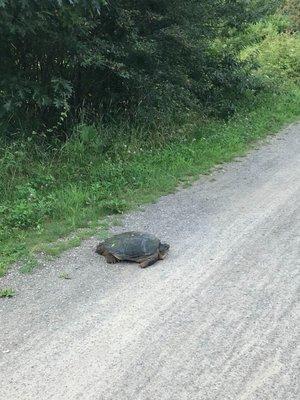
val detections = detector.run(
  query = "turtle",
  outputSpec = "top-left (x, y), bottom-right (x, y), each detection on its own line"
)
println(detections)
top-left (95, 231), bottom-right (170, 268)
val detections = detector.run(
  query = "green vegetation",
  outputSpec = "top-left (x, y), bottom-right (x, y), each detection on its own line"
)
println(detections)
top-left (59, 272), bottom-right (71, 280)
top-left (239, 15), bottom-right (300, 84)
top-left (0, 1), bottom-right (299, 276)
top-left (0, 288), bottom-right (15, 298)
top-left (0, 0), bottom-right (277, 130)
top-left (19, 255), bottom-right (39, 274)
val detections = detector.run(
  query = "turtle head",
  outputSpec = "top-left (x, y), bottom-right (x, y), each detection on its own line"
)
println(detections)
top-left (159, 242), bottom-right (170, 256)
top-left (95, 243), bottom-right (105, 255)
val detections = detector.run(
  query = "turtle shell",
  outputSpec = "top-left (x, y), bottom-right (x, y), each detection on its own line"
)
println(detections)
top-left (102, 231), bottom-right (160, 261)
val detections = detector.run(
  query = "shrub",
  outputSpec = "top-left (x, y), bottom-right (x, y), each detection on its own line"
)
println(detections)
top-left (0, 0), bottom-right (272, 133)
top-left (282, 0), bottom-right (300, 31)
top-left (241, 32), bottom-right (300, 84)
top-left (0, 192), bottom-right (55, 230)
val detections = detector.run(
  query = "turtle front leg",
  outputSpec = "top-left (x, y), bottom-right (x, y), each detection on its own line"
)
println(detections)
top-left (104, 252), bottom-right (118, 264)
top-left (158, 252), bottom-right (167, 260)
top-left (139, 253), bottom-right (159, 268)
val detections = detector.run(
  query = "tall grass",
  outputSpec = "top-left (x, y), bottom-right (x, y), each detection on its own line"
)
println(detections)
top-left (1, 86), bottom-right (300, 276)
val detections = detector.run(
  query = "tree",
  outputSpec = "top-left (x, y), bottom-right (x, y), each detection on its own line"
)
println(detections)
top-left (0, 0), bottom-right (276, 133)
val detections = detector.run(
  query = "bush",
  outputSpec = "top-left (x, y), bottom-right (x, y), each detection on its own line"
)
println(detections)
top-left (0, 0), bottom-right (272, 133)
top-left (241, 31), bottom-right (300, 84)
top-left (0, 184), bottom-right (55, 229)
top-left (282, 0), bottom-right (300, 31)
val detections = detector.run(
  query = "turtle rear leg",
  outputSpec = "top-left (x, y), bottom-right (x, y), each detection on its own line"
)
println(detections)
top-left (139, 253), bottom-right (159, 268)
top-left (104, 252), bottom-right (118, 264)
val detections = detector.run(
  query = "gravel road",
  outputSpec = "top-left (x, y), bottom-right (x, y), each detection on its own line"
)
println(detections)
top-left (0, 123), bottom-right (299, 400)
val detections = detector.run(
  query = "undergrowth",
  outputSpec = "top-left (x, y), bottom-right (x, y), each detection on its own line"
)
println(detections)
top-left (1, 86), bottom-right (300, 276)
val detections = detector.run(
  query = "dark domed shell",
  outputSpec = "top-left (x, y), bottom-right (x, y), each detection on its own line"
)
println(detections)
top-left (103, 232), bottom-right (160, 260)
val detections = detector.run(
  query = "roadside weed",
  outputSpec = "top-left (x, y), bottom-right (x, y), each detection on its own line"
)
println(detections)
top-left (0, 288), bottom-right (15, 298)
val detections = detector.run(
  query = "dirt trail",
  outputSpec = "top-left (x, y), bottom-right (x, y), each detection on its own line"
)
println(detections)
top-left (1, 123), bottom-right (299, 400)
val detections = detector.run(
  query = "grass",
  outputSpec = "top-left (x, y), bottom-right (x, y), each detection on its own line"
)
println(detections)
top-left (1, 86), bottom-right (300, 276)
top-left (19, 255), bottom-right (39, 274)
